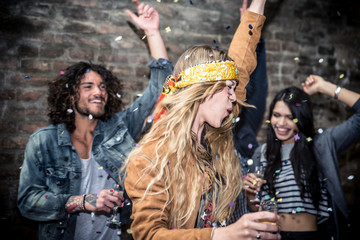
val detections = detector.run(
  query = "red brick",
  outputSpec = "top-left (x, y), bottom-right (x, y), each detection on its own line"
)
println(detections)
top-left (21, 60), bottom-right (50, 71)
top-left (17, 90), bottom-right (46, 101)
top-left (19, 121), bottom-right (48, 134)
top-left (0, 90), bottom-right (15, 100)
top-left (1, 137), bottom-right (29, 150)
top-left (0, 121), bottom-right (16, 133)
top-left (69, 48), bottom-right (94, 60)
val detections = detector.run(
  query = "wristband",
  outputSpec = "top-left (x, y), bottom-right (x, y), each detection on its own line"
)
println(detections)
top-left (334, 86), bottom-right (341, 99)
top-left (82, 194), bottom-right (87, 211)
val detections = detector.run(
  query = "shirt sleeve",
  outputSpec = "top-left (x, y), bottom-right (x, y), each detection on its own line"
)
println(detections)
top-left (125, 155), bottom-right (212, 240)
top-left (122, 58), bottom-right (174, 138)
top-left (228, 11), bottom-right (266, 102)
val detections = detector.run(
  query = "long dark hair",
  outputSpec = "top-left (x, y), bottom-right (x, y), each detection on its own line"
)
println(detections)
top-left (47, 62), bottom-right (123, 132)
top-left (264, 86), bottom-right (321, 209)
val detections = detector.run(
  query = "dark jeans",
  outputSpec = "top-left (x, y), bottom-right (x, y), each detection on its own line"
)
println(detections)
top-left (280, 231), bottom-right (320, 240)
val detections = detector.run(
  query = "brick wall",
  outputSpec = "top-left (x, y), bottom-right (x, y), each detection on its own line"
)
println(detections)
top-left (0, 0), bottom-right (359, 237)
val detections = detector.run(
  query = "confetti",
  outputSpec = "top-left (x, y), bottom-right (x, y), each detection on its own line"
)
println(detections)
top-left (274, 124), bottom-right (277, 128)
top-left (252, 180), bottom-right (257, 185)
top-left (209, 53), bottom-right (213, 57)
top-left (266, 120), bottom-right (270, 123)
top-left (137, 93), bottom-right (143, 97)
top-left (225, 26), bottom-right (231, 30)
top-left (165, 26), bottom-right (171, 32)
top-left (229, 201), bottom-right (234, 207)
top-left (235, 117), bottom-right (240, 122)
top-left (277, 198), bottom-right (282, 202)
top-left (265, 195), bottom-right (270, 200)
top-left (294, 57), bottom-right (299, 61)
top-left (67, 109), bottom-right (73, 113)
top-left (339, 73), bottom-right (345, 79)
top-left (184, 54), bottom-right (190, 60)
top-left (60, 71), bottom-right (65, 75)
top-left (318, 128), bottom-right (323, 134)
top-left (116, 93), bottom-right (121, 98)
top-left (213, 39), bottom-right (217, 44)
top-left (318, 58), bottom-right (324, 63)
top-left (293, 118), bottom-right (298, 123)
top-left (115, 36), bottom-right (122, 41)
top-left (289, 93), bottom-right (293, 100)
top-left (232, 118), bottom-right (235, 123)
top-left (89, 114), bottom-right (93, 120)
top-left (294, 134), bottom-right (300, 141)
top-left (157, 0), bottom-right (161, 3)
top-left (247, 159), bottom-right (253, 166)
top-left (306, 137), bottom-right (312, 142)
top-left (133, 107), bottom-right (138, 112)
top-left (292, 209), bottom-right (296, 214)
top-left (66, 83), bottom-right (69, 88)
top-left (248, 24), bottom-right (253, 29)
top-left (302, 100), bottom-right (308, 103)
top-left (275, 170), bottom-right (280, 173)
top-left (189, 0), bottom-right (193, 5)
top-left (275, 191), bottom-right (279, 195)
top-left (86, 69), bottom-right (90, 73)
top-left (61, 131), bottom-right (64, 135)
top-left (174, 0), bottom-right (179, 2)
top-left (45, 195), bottom-right (48, 199)
top-left (347, 175), bottom-right (354, 180)
top-left (327, 207), bottom-right (333, 212)
top-left (296, 207), bottom-right (301, 212)
top-left (248, 143), bottom-right (253, 149)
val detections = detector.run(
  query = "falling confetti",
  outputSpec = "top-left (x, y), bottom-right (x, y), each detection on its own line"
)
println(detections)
top-left (66, 83), bottom-right (69, 88)
top-left (339, 73), bottom-right (345, 79)
top-left (306, 137), bottom-right (312, 142)
top-left (347, 175), bottom-right (354, 180)
top-left (266, 120), bottom-right (270, 123)
top-left (116, 93), bottom-right (121, 98)
top-left (209, 53), bottom-right (213, 57)
top-left (225, 26), bottom-right (231, 30)
top-left (24, 76), bottom-right (30, 79)
top-left (247, 159), bottom-right (253, 166)
top-left (248, 24), bottom-right (253, 29)
top-left (165, 26), bottom-right (171, 32)
top-left (293, 118), bottom-right (298, 123)
top-left (296, 207), bottom-right (301, 212)
top-left (289, 93), bottom-right (293, 100)
top-left (248, 143), bottom-right (253, 149)
top-left (115, 36), bottom-right (122, 41)
top-left (277, 198), bottom-right (283, 202)
top-left (232, 118), bottom-right (235, 123)
top-left (235, 117), bottom-right (240, 122)
top-left (133, 107), bottom-right (138, 112)
top-left (294, 57), bottom-right (300, 61)
top-left (86, 69), bottom-right (90, 73)
top-left (189, 0), bottom-right (193, 5)
top-left (142, 35), bottom-right (147, 40)
top-left (318, 58), bottom-right (324, 63)
top-left (294, 134), bottom-right (300, 141)
top-left (318, 128), bottom-right (323, 134)
top-left (229, 201), bottom-right (234, 207)
top-left (60, 71), bottom-right (65, 75)
top-left (67, 109), bottom-right (73, 113)
top-left (89, 114), bottom-right (93, 120)
top-left (184, 54), bottom-right (190, 60)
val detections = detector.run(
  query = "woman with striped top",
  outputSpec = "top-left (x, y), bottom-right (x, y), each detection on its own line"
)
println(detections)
top-left (244, 75), bottom-right (360, 240)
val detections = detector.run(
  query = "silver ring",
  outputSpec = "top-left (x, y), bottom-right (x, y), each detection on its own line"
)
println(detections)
top-left (256, 232), bottom-right (261, 239)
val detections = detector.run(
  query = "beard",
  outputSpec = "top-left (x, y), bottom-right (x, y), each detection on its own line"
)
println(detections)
top-left (75, 103), bottom-right (105, 119)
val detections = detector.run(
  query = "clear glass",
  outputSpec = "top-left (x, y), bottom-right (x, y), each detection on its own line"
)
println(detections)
top-left (250, 165), bottom-right (265, 203)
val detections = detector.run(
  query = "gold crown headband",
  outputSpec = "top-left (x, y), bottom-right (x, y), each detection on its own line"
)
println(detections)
top-left (160, 61), bottom-right (239, 99)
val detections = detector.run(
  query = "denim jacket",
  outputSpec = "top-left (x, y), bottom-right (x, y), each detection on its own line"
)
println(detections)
top-left (17, 58), bottom-right (173, 240)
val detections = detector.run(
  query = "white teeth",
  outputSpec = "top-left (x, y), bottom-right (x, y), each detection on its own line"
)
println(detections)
top-left (91, 100), bottom-right (102, 103)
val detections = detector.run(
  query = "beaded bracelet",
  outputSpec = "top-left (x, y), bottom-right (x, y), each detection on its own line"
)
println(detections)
top-left (82, 194), bottom-right (87, 211)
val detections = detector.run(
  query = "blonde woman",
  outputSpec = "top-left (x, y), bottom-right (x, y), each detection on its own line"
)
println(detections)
top-left (122, 1), bottom-right (281, 239)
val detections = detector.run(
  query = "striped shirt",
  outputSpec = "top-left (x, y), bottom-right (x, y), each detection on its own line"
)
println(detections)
top-left (258, 143), bottom-right (329, 218)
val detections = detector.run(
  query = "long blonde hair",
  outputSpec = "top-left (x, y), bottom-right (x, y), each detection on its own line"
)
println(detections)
top-left (121, 45), bottom-right (243, 228)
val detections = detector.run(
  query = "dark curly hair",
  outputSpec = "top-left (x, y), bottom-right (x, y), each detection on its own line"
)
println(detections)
top-left (47, 62), bottom-right (123, 133)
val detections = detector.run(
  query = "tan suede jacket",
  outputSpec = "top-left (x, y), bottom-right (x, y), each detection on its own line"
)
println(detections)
top-left (125, 11), bottom-right (266, 240)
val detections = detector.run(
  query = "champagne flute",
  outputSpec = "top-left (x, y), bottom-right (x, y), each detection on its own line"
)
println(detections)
top-left (250, 165), bottom-right (265, 203)
top-left (106, 183), bottom-right (122, 227)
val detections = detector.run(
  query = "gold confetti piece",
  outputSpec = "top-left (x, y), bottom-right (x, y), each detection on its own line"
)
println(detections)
top-left (306, 137), bottom-right (312, 142)
top-left (271, 197), bottom-right (275, 202)
top-left (165, 26), bottom-right (171, 32)
top-left (252, 180), bottom-right (257, 185)
top-left (266, 120), bottom-right (270, 123)
top-left (339, 73), bottom-right (345, 79)
top-left (157, 0), bottom-right (161, 2)
top-left (277, 198), bottom-right (283, 202)
top-left (275, 191), bottom-right (279, 195)
top-left (61, 131), bottom-right (64, 135)
top-left (98, 166), bottom-right (103, 170)
top-left (281, 182), bottom-right (285, 184)
top-left (289, 93), bottom-right (293, 99)
top-left (174, 0), bottom-right (179, 2)
top-left (293, 118), bottom-right (298, 123)
top-left (294, 57), bottom-right (299, 61)
top-left (142, 35), bottom-right (147, 40)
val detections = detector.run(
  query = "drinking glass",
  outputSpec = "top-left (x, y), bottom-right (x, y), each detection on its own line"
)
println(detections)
top-left (250, 165), bottom-right (265, 203)
top-left (106, 183), bottom-right (122, 227)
